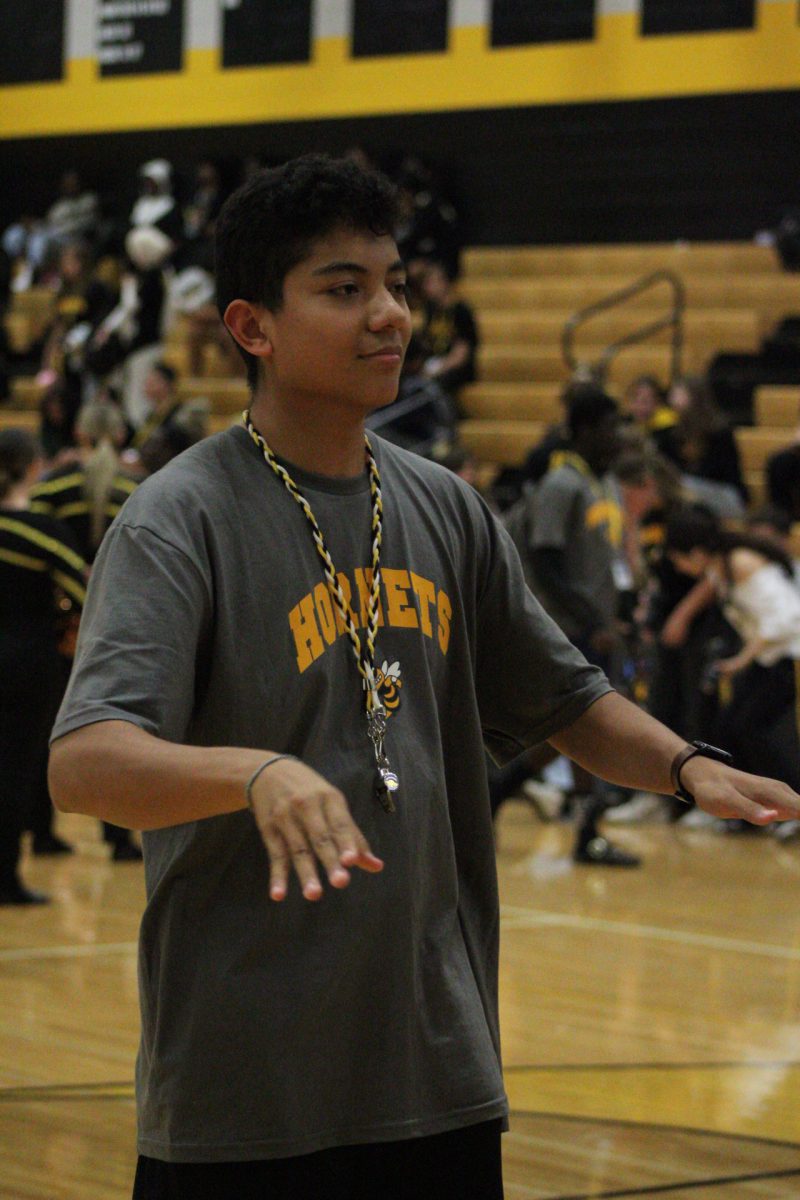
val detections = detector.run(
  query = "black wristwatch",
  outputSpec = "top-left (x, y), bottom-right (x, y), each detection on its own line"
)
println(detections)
top-left (671, 740), bottom-right (733, 804)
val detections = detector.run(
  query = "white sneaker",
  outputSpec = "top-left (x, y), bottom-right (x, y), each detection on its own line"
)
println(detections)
top-left (521, 779), bottom-right (564, 821)
top-left (604, 792), bottom-right (667, 824)
top-left (677, 806), bottom-right (723, 830)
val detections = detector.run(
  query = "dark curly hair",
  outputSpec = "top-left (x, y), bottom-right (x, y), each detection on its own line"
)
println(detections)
top-left (214, 154), bottom-right (401, 390)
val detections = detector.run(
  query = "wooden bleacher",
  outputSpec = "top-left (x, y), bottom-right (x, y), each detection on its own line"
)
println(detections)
top-left (4, 240), bottom-right (799, 509)
top-left (754, 386), bottom-right (800, 429)
top-left (450, 241), bottom-right (800, 506)
top-left (0, 408), bottom-right (39, 433)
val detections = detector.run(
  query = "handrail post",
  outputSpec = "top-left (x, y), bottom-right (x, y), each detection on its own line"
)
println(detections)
top-left (561, 270), bottom-right (685, 389)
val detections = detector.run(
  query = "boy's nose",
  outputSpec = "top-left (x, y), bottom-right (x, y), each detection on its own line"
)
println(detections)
top-left (368, 289), bottom-right (409, 331)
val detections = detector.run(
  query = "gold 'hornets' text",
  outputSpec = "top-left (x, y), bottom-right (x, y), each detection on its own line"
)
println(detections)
top-left (289, 567), bottom-right (452, 673)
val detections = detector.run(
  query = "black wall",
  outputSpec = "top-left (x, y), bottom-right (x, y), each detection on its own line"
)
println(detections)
top-left (2, 89), bottom-right (799, 246)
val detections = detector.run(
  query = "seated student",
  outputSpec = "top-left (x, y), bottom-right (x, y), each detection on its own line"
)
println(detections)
top-left (624, 375), bottom-right (676, 436)
top-left (655, 375), bottom-right (747, 510)
top-left (366, 333), bottom-right (458, 458)
top-left (49, 154), bottom-right (799, 1199)
top-left (39, 240), bottom-right (118, 433)
top-left (417, 258), bottom-right (479, 404)
top-left (122, 360), bottom-right (208, 476)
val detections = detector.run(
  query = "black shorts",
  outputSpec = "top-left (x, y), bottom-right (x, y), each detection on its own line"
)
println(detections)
top-left (133, 1118), bottom-right (504, 1199)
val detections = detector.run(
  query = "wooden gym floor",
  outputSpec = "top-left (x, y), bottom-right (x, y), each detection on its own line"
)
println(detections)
top-left (1, 803), bottom-right (799, 1198)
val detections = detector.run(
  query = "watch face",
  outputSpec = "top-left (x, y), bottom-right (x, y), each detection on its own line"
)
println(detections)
top-left (693, 741), bottom-right (733, 763)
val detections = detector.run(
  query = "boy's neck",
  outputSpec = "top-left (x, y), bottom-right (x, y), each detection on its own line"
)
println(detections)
top-left (248, 394), bottom-right (368, 479)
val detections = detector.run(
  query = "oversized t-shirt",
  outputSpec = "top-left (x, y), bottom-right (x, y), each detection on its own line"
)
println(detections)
top-left (52, 426), bottom-right (611, 1163)
top-left (526, 456), bottom-right (622, 641)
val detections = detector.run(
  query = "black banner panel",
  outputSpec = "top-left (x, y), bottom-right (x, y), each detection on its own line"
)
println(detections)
top-left (0, 0), bottom-right (65, 84)
top-left (491, 0), bottom-right (595, 47)
top-left (222, 0), bottom-right (312, 68)
top-left (352, 0), bottom-right (448, 58)
top-left (641, 0), bottom-right (755, 36)
top-left (98, 0), bottom-right (185, 76)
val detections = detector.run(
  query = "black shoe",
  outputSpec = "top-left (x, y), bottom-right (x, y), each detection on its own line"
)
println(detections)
top-left (32, 833), bottom-right (74, 856)
top-left (0, 882), bottom-right (50, 905)
top-left (574, 836), bottom-right (641, 867)
top-left (112, 841), bottom-right (143, 862)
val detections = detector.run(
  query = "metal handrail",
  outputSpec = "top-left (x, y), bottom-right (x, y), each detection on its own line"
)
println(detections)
top-left (562, 269), bottom-right (686, 386)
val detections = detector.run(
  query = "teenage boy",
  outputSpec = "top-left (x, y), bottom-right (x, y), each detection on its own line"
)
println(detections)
top-left (48, 156), bottom-right (800, 1200)
top-left (524, 386), bottom-right (639, 865)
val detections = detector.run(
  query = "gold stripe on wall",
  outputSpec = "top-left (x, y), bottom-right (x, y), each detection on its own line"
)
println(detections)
top-left (1, 3), bottom-right (800, 139)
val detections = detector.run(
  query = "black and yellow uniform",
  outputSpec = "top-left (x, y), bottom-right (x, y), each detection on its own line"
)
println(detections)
top-left (0, 510), bottom-right (86, 899)
top-left (129, 402), bottom-right (183, 452)
top-left (30, 465), bottom-right (138, 564)
top-left (419, 298), bottom-right (478, 395)
top-left (29, 468), bottom-right (141, 857)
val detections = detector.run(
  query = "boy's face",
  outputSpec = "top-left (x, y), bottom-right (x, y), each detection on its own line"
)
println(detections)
top-left (257, 227), bottom-right (412, 416)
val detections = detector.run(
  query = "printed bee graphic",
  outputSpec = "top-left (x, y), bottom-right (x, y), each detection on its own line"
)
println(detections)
top-left (374, 660), bottom-right (402, 716)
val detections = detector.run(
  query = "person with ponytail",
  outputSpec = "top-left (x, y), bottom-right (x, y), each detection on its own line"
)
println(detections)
top-left (30, 400), bottom-right (137, 564)
top-left (664, 505), bottom-right (800, 798)
top-left (30, 402), bottom-right (143, 861)
top-left (0, 429), bottom-right (87, 903)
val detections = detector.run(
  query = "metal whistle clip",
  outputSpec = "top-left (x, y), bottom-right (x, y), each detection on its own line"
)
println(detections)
top-left (367, 703), bottom-right (399, 814)
top-left (376, 765), bottom-right (399, 814)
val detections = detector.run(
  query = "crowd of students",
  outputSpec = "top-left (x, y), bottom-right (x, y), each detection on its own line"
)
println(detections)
top-left (2, 147), bottom-right (799, 901)
top-left (0, 149), bottom-right (479, 902)
top-left (488, 375), bottom-right (800, 858)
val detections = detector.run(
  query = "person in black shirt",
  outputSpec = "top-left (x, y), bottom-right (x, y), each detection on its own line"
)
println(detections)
top-left (30, 402), bottom-right (142, 860)
top-left (0, 429), bottom-right (86, 903)
top-left (655, 376), bottom-right (747, 506)
top-left (417, 259), bottom-right (479, 405)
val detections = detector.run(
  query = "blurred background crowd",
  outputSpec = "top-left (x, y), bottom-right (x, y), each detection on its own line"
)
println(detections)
top-left (2, 143), bottom-right (800, 901)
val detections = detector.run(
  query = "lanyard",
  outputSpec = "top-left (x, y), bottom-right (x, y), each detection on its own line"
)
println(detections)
top-left (244, 411), bottom-right (399, 812)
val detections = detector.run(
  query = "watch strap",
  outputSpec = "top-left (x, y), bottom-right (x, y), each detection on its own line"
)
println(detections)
top-left (671, 740), bottom-right (733, 804)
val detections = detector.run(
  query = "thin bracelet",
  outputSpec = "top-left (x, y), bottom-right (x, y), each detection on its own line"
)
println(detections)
top-left (245, 754), bottom-right (297, 810)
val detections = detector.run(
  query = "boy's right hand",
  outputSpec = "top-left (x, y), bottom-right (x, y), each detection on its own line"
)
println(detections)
top-left (248, 758), bottom-right (384, 902)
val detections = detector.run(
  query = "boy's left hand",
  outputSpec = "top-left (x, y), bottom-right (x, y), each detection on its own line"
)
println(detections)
top-left (680, 755), bottom-right (800, 824)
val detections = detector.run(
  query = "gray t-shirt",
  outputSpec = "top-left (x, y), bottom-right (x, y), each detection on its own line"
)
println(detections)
top-left (52, 426), bottom-right (611, 1163)
top-left (526, 457), bottom-right (621, 641)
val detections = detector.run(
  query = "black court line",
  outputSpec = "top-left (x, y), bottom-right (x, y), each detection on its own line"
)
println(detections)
top-left (547, 1166), bottom-right (800, 1199)
top-left (505, 1059), bottom-right (800, 1073)
top-left (509, 1108), bottom-right (800, 1152)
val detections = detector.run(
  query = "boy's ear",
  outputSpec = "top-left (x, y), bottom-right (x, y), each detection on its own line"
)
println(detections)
top-left (223, 300), bottom-right (274, 361)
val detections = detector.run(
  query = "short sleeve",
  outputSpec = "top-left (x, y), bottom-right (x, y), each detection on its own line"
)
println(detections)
top-left (51, 520), bottom-right (212, 745)
top-left (737, 566), bottom-right (800, 644)
top-left (528, 471), bottom-right (577, 551)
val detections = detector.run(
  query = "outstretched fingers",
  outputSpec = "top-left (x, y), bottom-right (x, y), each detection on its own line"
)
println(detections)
top-left (322, 792), bottom-right (384, 873)
top-left (699, 770), bottom-right (800, 825)
top-left (250, 759), bottom-right (383, 901)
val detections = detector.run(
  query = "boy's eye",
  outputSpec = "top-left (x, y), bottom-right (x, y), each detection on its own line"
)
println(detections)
top-left (330, 283), bottom-right (359, 297)
top-left (393, 281), bottom-right (409, 298)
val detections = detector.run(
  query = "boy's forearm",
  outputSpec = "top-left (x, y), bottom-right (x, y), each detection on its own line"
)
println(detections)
top-left (48, 719), bottom-right (271, 830)
top-left (548, 691), bottom-right (685, 795)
